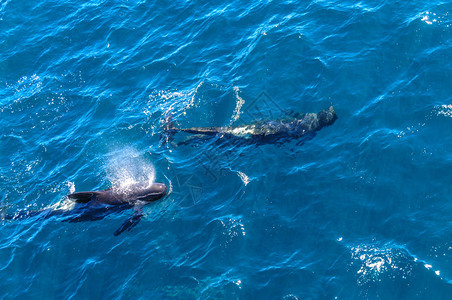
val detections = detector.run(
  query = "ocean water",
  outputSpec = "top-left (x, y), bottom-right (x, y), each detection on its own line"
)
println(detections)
top-left (1, 0), bottom-right (452, 299)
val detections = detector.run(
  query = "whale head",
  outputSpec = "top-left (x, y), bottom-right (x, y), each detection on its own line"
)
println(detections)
top-left (317, 106), bottom-right (338, 128)
top-left (133, 182), bottom-right (167, 202)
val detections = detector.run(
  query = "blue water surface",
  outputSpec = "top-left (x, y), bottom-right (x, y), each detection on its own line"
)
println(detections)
top-left (1, 0), bottom-right (452, 299)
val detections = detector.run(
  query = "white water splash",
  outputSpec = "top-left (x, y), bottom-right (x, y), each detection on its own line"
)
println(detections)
top-left (434, 104), bottom-right (452, 118)
top-left (349, 243), bottom-right (414, 286)
top-left (146, 84), bottom-right (200, 118)
top-left (231, 86), bottom-right (245, 123)
top-left (421, 12), bottom-right (437, 25)
top-left (219, 216), bottom-right (246, 243)
top-left (105, 147), bottom-right (156, 193)
top-left (237, 171), bottom-right (250, 186)
top-left (67, 181), bottom-right (75, 194)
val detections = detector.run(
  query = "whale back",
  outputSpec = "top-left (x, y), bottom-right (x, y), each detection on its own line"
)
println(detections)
top-left (66, 183), bottom-right (166, 205)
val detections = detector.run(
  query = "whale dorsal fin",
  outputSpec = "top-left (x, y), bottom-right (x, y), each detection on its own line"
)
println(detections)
top-left (67, 192), bottom-right (96, 203)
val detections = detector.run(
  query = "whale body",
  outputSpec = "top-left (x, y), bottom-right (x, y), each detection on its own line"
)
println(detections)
top-left (3, 182), bottom-right (167, 236)
top-left (163, 106), bottom-right (337, 145)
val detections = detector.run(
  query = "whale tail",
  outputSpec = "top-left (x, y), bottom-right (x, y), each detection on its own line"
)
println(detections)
top-left (160, 114), bottom-right (178, 146)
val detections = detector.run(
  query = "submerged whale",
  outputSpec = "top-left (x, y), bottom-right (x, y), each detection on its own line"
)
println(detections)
top-left (3, 182), bottom-right (167, 236)
top-left (163, 106), bottom-right (337, 145)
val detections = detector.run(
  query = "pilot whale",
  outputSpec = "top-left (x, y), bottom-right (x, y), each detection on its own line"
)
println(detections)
top-left (3, 182), bottom-right (167, 236)
top-left (163, 106), bottom-right (337, 145)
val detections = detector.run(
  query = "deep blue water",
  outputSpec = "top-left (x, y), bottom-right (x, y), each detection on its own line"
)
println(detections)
top-left (1, 0), bottom-right (452, 299)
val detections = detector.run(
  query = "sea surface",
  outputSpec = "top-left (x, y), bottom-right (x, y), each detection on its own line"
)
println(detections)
top-left (1, 0), bottom-right (452, 299)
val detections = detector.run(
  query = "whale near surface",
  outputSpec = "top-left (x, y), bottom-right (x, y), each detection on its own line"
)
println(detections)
top-left (3, 182), bottom-right (167, 236)
top-left (165, 106), bottom-right (337, 145)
